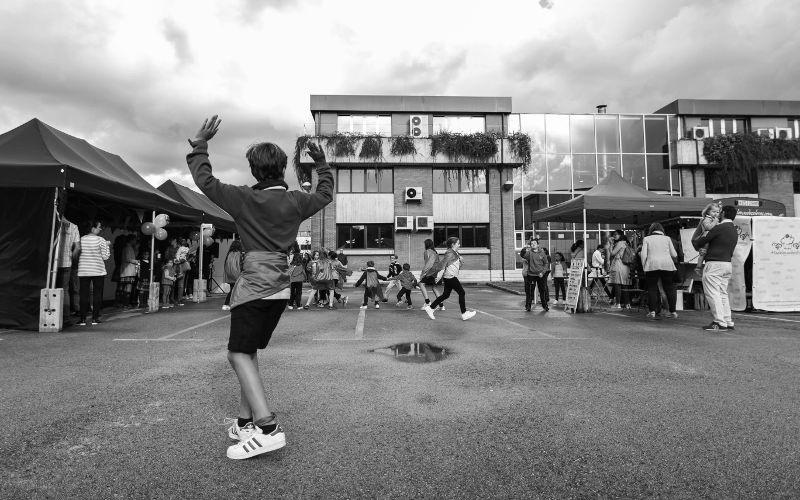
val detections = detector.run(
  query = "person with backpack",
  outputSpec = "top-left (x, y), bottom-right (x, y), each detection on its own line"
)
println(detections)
top-left (354, 260), bottom-right (389, 309)
top-left (608, 229), bottom-right (632, 309)
top-left (287, 251), bottom-right (306, 310)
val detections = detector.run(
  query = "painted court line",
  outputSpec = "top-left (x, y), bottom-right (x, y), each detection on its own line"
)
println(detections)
top-left (600, 312), bottom-right (743, 337)
top-left (474, 309), bottom-right (557, 338)
top-left (158, 315), bottom-right (229, 340)
top-left (510, 337), bottom-right (591, 340)
top-left (114, 339), bottom-right (205, 342)
top-left (354, 307), bottom-right (366, 339)
top-left (743, 314), bottom-right (800, 325)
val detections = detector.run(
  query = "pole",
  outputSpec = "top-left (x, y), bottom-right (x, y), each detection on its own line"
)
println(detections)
top-left (583, 208), bottom-right (588, 286)
top-left (45, 187), bottom-right (59, 290)
top-left (149, 211), bottom-right (155, 285)
top-left (198, 222), bottom-right (203, 302)
top-left (499, 167), bottom-right (506, 282)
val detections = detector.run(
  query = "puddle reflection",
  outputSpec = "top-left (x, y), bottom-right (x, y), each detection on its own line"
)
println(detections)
top-left (369, 342), bottom-right (448, 363)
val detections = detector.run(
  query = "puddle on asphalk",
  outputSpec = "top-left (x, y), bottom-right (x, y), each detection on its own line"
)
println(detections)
top-left (368, 342), bottom-right (449, 363)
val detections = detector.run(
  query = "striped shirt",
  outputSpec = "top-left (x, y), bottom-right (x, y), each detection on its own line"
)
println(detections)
top-left (57, 220), bottom-right (80, 268)
top-left (77, 234), bottom-right (110, 277)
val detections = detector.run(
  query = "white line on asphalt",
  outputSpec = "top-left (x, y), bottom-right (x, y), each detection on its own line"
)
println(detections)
top-left (510, 337), bottom-right (591, 340)
top-left (157, 315), bottom-right (229, 340)
top-left (599, 312), bottom-right (744, 337)
top-left (742, 314), bottom-right (800, 324)
top-left (312, 338), bottom-right (366, 341)
top-left (473, 309), bottom-right (557, 338)
top-left (354, 307), bottom-right (366, 339)
top-left (113, 339), bottom-right (205, 342)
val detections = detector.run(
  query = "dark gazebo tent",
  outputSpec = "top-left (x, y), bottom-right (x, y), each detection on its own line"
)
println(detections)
top-left (0, 118), bottom-right (202, 329)
top-left (531, 170), bottom-right (711, 286)
top-left (157, 180), bottom-right (236, 233)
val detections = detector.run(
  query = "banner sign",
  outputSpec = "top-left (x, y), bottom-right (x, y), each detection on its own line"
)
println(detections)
top-left (752, 217), bottom-right (800, 312)
top-left (715, 197), bottom-right (785, 217)
top-left (728, 216), bottom-right (752, 311)
top-left (564, 258), bottom-right (584, 311)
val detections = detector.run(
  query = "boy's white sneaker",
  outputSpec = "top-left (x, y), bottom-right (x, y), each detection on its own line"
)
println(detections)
top-left (225, 419), bottom-right (257, 441)
top-left (226, 424), bottom-right (286, 460)
top-left (424, 307), bottom-right (436, 320)
top-left (461, 310), bottom-right (476, 321)
top-left (343, 296), bottom-right (349, 307)
top-left (359, 305), bottom-right (367, 309)
top-left (374, 303), bottom-right (380, 309)
top-left (438, 305), bottom-right (445, 311)
top-left (396, 300), bottom-right (403, 307)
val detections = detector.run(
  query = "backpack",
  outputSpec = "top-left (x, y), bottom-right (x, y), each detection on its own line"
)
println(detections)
top-left (621, 245), bottom-right (636, 266)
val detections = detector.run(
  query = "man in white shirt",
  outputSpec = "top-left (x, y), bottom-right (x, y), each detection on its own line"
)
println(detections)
top-left (55, 218), bottom-right (80, 318)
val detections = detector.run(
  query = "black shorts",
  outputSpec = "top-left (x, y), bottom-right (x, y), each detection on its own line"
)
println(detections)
top-left (420, 275), bottom-right (437, 286)
top-left (229, 299), bottom-right (288, 353)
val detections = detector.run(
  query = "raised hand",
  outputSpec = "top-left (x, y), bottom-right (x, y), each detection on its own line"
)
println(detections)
top-left (306, 141), bottom-right (326, 163)
top-left (195, 115), bottom-right (221, 141)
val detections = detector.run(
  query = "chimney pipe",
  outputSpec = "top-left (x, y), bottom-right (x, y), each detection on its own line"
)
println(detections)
top-left (596, 104), bottom-right (607, 114)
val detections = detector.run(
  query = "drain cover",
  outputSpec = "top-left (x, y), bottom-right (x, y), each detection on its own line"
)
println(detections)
top-left (369, 342), bottom-right (448, 363)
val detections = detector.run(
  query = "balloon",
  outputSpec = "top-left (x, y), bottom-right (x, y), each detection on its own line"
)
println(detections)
top-left (203, 235), bottom-right (213, 247)
top-left (202, 227), bottom-right (214, 236)
top-left (141, 222), bottom-right (156, 235)
top-left (154, 228), bottom-right (168, 241)
top-left (190, 231), bottom-right (201, 241)
top-left (154, 214), bottom-right (170, 228)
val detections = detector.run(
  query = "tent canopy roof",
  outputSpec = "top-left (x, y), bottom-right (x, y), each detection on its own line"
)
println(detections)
top-left (157, 180), bottom-right (236, 232)
top-left (0, 119), bottom-right (201, 220)
top-left (531, 171), bottom-right (710, 225)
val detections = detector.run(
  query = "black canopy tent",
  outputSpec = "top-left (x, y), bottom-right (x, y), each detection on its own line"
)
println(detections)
top-left (157, 180), bottom-right (236, 233)
top-left (530, 171), bottom-right (710, 293)
top-left (0, 118), bottom-right (202, 329)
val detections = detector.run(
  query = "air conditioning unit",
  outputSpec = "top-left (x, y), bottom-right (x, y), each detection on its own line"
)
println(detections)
top-left (409, 115), bottom-right (429, 138)
top-left (415, 216), bottom-right (433, 232)
top-left (692, 126), bottom-right (709, 140)
top-left (756, 128), bottom-right (775, 139)
top-left (405, 186), bottom-right (423, 202)
top-left (775, 127), bottom-right (793, 139)
top-left (395, 216), bottom-right (413, 231)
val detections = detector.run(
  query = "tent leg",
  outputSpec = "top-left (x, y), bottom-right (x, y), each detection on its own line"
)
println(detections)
top-left (582, 208), bottom-right (588, 285)
top-left (46, 187), bottom-right (59, 290)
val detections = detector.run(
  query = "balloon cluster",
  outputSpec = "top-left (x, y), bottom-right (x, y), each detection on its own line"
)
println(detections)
top-left (141, 213), bottom-right (171, 240)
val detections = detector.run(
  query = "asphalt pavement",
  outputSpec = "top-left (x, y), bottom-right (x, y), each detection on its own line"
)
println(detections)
top-left (1, 286), bottom-right (799, 499)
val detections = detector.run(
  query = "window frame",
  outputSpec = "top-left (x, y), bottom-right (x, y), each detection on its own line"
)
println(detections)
top-left (432, 224), bottom-right (490, 248)
top-left (336, 167), bottom-right (394, 193)
top-left (431, 168), bottom-right (488, 193)
top-left (336, 114), bottom-right (391, 135)
top-left (336, 223), bottom-right (395, 249)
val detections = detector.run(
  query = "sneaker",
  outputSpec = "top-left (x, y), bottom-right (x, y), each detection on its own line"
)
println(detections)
top-left (375, 303), bottom-right (380, 309)
top-left (542, 304), bottom-right (549, 312)
top-left (303, 305), bottom-right (309, 310)
top-left (646, 311), bottom-right (656, 319)
top-left (91, 319), bottom-right (101, 325)
top-left (360, 305), bottom-right (367, 309)
top-left (407, 305), bottom-right (414, 310)
top-left (225, 419), bottom-right (257, 441)
top-left (669, 312), bottom-right (678, 319)
top-left (461, 311), bottom-right (476, 321)
top-left (287, 305), bottom-right (294, 310)
top-left (438, 305), bottom-right (445, 311)
top-left (703, 322), bottom-right (727, 332)
top-left (611, 304), bottom-right (622, 309)
top-left (328, 305), bottom-right (335, 310)
top-left (396, 300), bottom-right (403, 307)
top-left (343, 296), bottom-right (349, 307)
top-left (421, 304), bottom-right (430, 310)
top-left (727, 325), bottom-right (735, 331)
top-left (424, 307), bottom-right (436, 320)
top-left (222, 305), bottom-right (231, 311)
top-left (382, 299), bottom-right (388, 303)
top-left (226, 424), bottom-right (286, 460)
top-left (78, 319), bottom-right (87, 326)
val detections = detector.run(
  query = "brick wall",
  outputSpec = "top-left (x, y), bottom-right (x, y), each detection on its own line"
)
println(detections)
top-left (680, 167), bottom-right (705, 197)
top-left (758, 168), bottom-right (796, 216)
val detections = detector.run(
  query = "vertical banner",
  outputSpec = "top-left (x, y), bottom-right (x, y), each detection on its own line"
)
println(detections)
top-left (681, 228), bottom-right (699, 264)
top-left (564, 258), bottom-right (584, 312)
top-left (728, 216), bottom-right (752, 311)
top-left (752, 216), bottom-right (800, 312)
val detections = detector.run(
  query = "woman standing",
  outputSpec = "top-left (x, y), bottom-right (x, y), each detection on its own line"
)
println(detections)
top-left (521, 238), bottom-right (549, 312)
top-left (608, 229), bottom-right (632, 309)
top-left (418, 238), bottom-right (440, 311)
top-left (77, 220), bottom-right (110, 325)
top-left (424, 237), bottom-right (476, 321)
top-left (641, 222), bottom-right (678, 319)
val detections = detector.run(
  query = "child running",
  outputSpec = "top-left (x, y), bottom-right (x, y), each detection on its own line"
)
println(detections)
top-left (187, 115), bottom-right (333, 460)
top-left (692, 202), bottom-right (721, 276)
top-left (418, 238), bottom-right (441, 311)
top-left (354, 260), bottom-right (388, 309)
top-left (424, 237), bottom-right (476, 321)
top-left (395, 263), bottom-right (418, 309)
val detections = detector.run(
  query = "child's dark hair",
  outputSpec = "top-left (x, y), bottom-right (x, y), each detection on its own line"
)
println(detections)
top-left (328, 250), bottom-right (338, 259)
top-left (366, 260), bottom-right (375, 267)
top-left (246, 142), bottom-right (287, 181)
top-left (424, 238), bottom-right (434, 250)
top-left (229, 240), bottom-right (243, 253)
top-left (554, 252), bottom-right (565, 261)
top-left (570, 239), bottom-right (584, 253)
top-left (402, 263), bottom-right (410, 270)
top-left (445, 236), bottom-right (459, 248)
top-left (290, 252), bottom-right (303, 265)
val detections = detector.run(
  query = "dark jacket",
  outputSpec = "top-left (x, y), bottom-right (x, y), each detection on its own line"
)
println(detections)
top-left (387, 262), bottom-right (402, 278)
top-left (354, 267), bottom-right (388, 288)
top-left (692, 220), bottom-right (738, 262)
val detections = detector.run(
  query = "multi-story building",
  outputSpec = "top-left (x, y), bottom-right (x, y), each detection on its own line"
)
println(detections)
top-left (299, 95), bottom-right (800, 281)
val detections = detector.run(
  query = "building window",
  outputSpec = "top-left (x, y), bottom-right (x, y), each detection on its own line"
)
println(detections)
top-left (336, 115), bottom-right (391, 135)
top-left (337, 168), bottom-right (393, 193)
top-left (433, 224), bottom-right (489, 248)
top-left (432, 168), bottom-right (488, 193)
top-left (705, 169), bottom-right (758, 194)
top-left (337, 224), bottom-right (394, 249)
top-left (700, 117), bottom-right (748, 137)
top-left (432, 116), bottom-right (486, 134)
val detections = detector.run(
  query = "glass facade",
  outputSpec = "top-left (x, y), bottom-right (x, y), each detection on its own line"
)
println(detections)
top-left (509, 113), bottom-right (679, 264)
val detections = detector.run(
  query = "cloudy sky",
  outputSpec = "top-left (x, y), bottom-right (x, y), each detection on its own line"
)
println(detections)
top-left (1, 0), bottom-right (798, 191)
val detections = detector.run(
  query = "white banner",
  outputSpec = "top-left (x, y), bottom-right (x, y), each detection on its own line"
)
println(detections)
top-left (728, 216), bottom-right (752, 311)
top-left (752, 217), bottom-right (800, 312)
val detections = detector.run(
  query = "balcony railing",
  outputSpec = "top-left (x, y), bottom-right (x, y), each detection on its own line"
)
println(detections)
top-left (298, 137), bottom-right (525, 166)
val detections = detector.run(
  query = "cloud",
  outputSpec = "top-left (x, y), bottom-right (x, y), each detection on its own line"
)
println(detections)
top-left (162, 19), bottom-right (192, 65)
top-left (349, 49), bottom-right (468, 95)
top-left (539, 0), bottom-right (554, 9)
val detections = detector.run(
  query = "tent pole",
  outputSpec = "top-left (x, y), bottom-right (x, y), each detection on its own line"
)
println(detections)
top-left (583, 208), bottom-right (588, 286)
top-left (198, 222), bottom-right (203, 302)
top-left (45, 187), bottom-right (59, 290)
top-left (149, 211), bottom-right (155, 285)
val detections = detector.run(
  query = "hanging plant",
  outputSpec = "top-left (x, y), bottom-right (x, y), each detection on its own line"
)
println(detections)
top-left (507, 132), bottom-right (532, 171)
top-left (359, 135), bottom-right (383, 161)
top-left (702, 133), bottom-right (800, 190)
top-left (292, 135), bottom-right (313, 184)
top-left (389, 135), bottom-right (417, 157)
top-left (325, 132), bottom-right (358, 158)
top-left (430, 131), bottom-right (499, 163)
